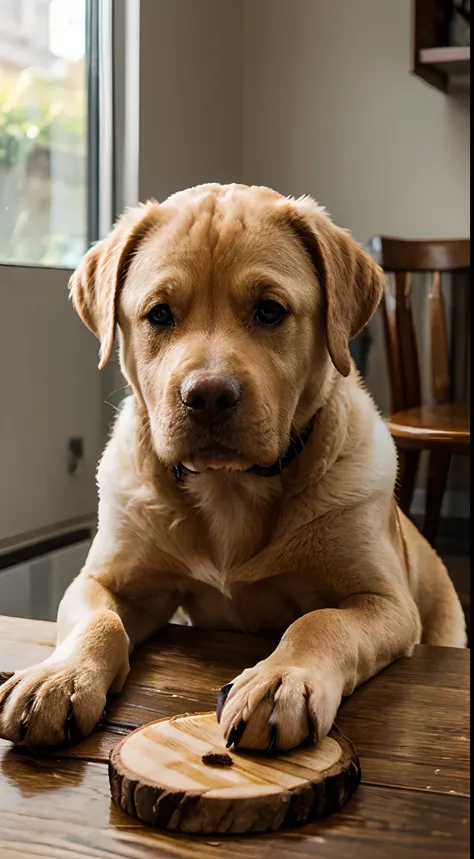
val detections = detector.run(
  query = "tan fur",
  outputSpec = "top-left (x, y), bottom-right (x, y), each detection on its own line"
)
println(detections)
top-left (0, 183), bottom-right (465, 750)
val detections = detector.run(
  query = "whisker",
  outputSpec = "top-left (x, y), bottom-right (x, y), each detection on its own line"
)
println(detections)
top-left (104, 384), bottom-right (130, 412)
top-left (107, 384), bottom-right (130, 398)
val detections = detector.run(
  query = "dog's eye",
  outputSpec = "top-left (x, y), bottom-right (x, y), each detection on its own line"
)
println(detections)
top-left (147, 304), bottom-right (174, 327)
top-left (254, 300), bottom-right (287, 327)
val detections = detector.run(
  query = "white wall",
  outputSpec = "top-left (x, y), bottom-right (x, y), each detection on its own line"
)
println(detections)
top-left (242, 0), bottom-right (469, 244)
top-left (138, 0), bottom-right (242, 202)
top-left (0, 266), bottom-right (105, 549)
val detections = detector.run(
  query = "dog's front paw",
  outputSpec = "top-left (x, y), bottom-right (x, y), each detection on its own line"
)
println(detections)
top-left (0, 660), bottom-right (108, 747)
top-left (216, 658), bottom-right (342, 752)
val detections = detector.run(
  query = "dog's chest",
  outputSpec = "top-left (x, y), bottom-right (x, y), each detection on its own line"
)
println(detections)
top-left (175, 574), bottom-right (328, 636)
top-left (182, 472), bottom-right (281, 573)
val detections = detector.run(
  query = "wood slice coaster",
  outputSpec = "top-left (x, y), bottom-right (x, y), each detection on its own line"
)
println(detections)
top-left (109, 712), bottom-right (361, 835)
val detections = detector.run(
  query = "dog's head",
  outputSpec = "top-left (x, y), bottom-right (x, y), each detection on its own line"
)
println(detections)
top-left (70, 184), bottom-right (383, 472)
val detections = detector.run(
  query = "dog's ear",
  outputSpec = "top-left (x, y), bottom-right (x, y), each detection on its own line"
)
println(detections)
top-left (69, 201), bottom-right (160, 369)
top-left (277, 196), bottom-right (384, 376)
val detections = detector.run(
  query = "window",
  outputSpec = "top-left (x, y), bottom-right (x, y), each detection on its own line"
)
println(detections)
top-left (0, 0), bottom-right (88, 267)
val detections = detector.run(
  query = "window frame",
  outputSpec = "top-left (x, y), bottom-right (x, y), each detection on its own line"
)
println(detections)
top-left (86, 0), bottom-right (114, 246)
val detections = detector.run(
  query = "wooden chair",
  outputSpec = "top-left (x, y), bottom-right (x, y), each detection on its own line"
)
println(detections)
top-left (369, 237), bottom-right (470, 546)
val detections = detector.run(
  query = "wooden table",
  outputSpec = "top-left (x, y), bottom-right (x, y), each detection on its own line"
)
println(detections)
top-left (0, 615), bottom-right (470, 859)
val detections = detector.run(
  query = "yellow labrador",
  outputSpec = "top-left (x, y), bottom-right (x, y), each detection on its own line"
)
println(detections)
top-left (0, 184), bottom-right (466, 751)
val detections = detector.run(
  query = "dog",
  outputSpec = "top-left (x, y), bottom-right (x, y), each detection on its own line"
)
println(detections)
top-left (0, 183), bottom-right (466, 751)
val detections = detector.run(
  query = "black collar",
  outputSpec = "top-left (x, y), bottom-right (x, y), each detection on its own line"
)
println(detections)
top-left (171, 413), bottom-right (317, 482)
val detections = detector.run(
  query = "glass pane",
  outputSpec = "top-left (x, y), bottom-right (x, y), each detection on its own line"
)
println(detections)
top-left (0, 0), bottom-right (87, 267)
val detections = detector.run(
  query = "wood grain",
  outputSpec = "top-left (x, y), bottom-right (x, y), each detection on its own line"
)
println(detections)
top-left (1, 621), bottom-right (469, 793)
top-left (0, 743), bottom-right (469, 859)
top-left (1, 615), bottom-right (55, 672)
top-left (374, 238), bottom-right (470, 273)
top-left (386, 403), bottom-right (470, 449)
top-left (109, 714), bottom-right (360, 834)
top-left (0, 617), bottom-right (470, 858)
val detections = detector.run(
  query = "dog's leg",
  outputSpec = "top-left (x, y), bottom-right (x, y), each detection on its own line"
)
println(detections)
top-left (217, 588), bottom-right (421, 752)
top-left (0, 571), bottom-right (178, 747)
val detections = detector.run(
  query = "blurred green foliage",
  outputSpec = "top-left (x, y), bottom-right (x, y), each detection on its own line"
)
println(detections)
top-left (0, 67), bottom-right (85, 167)
top-left (0, 66), bottom-right (87, 266)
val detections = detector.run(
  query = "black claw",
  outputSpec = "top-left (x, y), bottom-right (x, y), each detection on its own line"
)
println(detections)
top-left (19, 718), bottom-right (29, 743)
top-left (97, 707), bottom-right (107, 728)
top-left (19, 699), bottom-right (35, 743)
top-left (233, 719), bottom-right (247, 747)
top-left (306, 710), bottom-right (316, 743)
top-left (226, 719), bottom-right (246, 749)
top-left (216, 683), bottom-right (233, 723)
top-left (65, 700), bottom-right (81, 746)
top-left (268, 724), bottom-right (279, 754)
top-left (93, 707), bottom-right (108, 733)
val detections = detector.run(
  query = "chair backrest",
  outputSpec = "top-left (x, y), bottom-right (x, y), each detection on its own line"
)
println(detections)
top-left (368, 237), bottom-right (470, 414)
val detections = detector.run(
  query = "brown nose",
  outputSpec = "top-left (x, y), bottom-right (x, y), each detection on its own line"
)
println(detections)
top-left (180, 373), bottom-right (241, 422)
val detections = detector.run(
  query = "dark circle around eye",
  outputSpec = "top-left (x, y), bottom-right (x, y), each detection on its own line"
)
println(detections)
top-left (254, 300), bottom-right (287, 326)
top-left (147, 304), bottom-right (174, 327)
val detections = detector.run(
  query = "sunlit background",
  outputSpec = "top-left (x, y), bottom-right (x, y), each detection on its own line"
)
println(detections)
top-left (0, 0), bottom-right (86, 267)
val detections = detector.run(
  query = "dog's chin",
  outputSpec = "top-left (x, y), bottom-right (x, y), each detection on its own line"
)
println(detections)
top-left (181, 446), bottom-right (252, 473)
top-left (156, 427), bottom-right (286, 473)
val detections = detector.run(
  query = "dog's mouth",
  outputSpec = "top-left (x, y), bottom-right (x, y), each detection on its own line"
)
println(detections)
top-left (166, 414), bottom-right (288, 475)
top-left (181, 445), bottom-right (251, 473)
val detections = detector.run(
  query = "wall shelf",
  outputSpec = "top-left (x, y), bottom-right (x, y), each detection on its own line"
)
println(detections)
top-left (411, 1), bottom-right (470, 92)
top-left (419, 45), bottom-right (470, 73)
